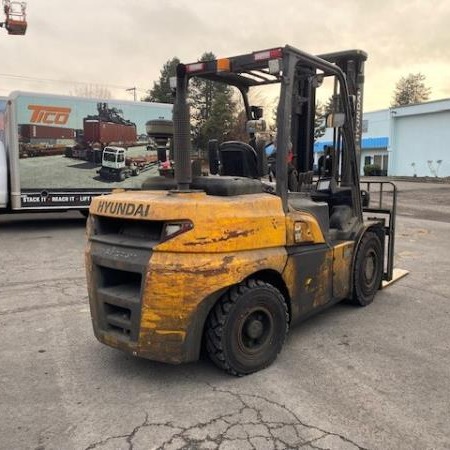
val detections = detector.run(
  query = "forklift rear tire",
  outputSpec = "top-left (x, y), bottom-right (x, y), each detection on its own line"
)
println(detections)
top-left (205, 279), bottom-right (289, 376)
top-left (350, 231), bottom-right (383, 306)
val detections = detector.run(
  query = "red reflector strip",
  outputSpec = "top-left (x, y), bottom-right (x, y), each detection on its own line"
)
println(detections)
top-left (254, 48), bottom-right (283, 61)
top-left (269, 48), bottom-right (283, 59)
top-left (186, 62), bottom-right (205, 73)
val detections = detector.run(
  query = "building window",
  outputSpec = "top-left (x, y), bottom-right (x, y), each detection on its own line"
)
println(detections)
top-left (374, 154), bottom-right (389, 175)
top-left (364, 156), bottom-right (372, 166)
top-left (362, 120), bottom-right (368, 133)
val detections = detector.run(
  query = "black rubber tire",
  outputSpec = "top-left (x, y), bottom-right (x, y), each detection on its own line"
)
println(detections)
top-left (350, 231), bottom-right (383, 306)
top-left (205, 279), bottom-right (289, 376)
top-left (141, 176), bottom-right (176, 190)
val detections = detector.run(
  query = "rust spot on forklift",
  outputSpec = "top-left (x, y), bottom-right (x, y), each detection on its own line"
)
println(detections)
top-left (184, 228), bottom-right (256, 246)
top-left (227, 229), bottom-right (255, 239)
top-left (161, 263), bottom-right (230, 278)
top-left (222, 255), bottom-right (235, 265)
top-left (332, 242), bottom-right (354, 299)
top-left (312, 253), bottom-right (333, 307)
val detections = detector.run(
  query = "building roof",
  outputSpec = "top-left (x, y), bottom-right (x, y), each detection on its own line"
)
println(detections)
top-left (314, 136), bottom-right (389, 152)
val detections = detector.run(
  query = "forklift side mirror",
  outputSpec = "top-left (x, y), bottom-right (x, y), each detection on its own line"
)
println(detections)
top-left (326, 112), bottom-right (346, 128)
top-left (250, 106), bottom-right (263, 120)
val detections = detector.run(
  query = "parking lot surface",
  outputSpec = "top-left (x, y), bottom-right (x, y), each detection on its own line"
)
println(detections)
top-left (1, 181), bottom-right (450, 450)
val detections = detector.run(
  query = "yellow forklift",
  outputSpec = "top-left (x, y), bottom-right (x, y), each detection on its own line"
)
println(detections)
top-left (85, 45), bottom-right (397, 375)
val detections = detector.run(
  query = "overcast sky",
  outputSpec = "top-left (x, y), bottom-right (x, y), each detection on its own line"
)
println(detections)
top-left (1, 0), bottom-right (449, 111)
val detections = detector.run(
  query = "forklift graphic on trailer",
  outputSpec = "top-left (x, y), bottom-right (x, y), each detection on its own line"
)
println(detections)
top-left (86, 45), bottom-right (401, 376)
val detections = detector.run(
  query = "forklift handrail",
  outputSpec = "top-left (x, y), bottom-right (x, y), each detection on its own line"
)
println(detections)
top-left (361, 180), bottom-right (397, 281)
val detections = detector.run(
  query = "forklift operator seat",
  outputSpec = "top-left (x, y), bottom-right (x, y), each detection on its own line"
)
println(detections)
top-left (219, 141), bottom-right (259, 178)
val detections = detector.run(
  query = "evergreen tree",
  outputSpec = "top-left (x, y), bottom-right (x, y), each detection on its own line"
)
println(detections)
top-left (198, 89), bottom-right (237, 148)
top-left (143, 57), bottom-right (180, 103)
top-left (391, 73), bottom-right (431, 107)
top-left (228, 109), bottom-right (250, 142)
top-left (190, 52), bottom-right (237, 150)
top-left (314, 101), bottom-right (326, 140)
top-left (315, 97), bottom-right (334, 139)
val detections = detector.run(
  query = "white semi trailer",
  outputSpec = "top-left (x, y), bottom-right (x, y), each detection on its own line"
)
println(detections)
top-left (0, 91), bottom-right (172, 214)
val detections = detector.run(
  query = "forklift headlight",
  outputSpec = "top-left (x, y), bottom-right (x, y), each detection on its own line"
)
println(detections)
top-left (161, 221), bottom-right (193, 242)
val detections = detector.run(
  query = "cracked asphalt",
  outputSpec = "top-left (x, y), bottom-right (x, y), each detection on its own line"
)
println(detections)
top-left (1, 181), bottom-right (450, 450)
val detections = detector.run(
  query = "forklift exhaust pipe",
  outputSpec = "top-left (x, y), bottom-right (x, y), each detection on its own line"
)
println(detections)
top-left (173, 64), bottom-right (192, 191)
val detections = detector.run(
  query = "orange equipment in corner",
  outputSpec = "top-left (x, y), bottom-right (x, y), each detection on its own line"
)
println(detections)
top-left (1, 0), bottom-right (27, 35)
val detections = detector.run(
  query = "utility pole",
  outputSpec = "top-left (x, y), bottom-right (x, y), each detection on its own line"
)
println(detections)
top-left (126, 87), bottom-right (137, 101)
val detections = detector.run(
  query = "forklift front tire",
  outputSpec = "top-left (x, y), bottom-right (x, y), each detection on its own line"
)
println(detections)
top-left (350, 231), bottom-right (383, 307)
top-left (205, 279), bottom-right (289, 376)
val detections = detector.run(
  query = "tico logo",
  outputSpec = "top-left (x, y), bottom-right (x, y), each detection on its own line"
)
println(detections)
top-left (28, 105), bottom-right (71, 125)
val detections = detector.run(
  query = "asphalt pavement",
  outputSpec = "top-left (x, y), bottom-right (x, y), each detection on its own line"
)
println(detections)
top-left (1, 181), bottom-right (449, 450)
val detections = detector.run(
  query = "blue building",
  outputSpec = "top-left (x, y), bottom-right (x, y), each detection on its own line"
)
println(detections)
top-left (315, 98), bottom-right (450, 177)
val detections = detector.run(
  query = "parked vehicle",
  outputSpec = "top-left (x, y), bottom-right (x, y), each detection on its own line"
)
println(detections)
top-left (0, 91), bottom-right (172, 214)
top-left (98, 146), bottom-right (157, 181)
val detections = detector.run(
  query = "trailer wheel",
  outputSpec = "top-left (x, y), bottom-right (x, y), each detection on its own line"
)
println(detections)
top-left (205, 279), bottom-right (288, 376)
top-left (350, 231), bottom-right (383, 306)
top-left (132, 168), bottom-right (140, 176)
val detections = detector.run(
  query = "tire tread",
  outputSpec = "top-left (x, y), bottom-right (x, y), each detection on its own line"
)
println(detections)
top-left (205, 279), bottom-right (288, 376)
top-left (349, 231), bottom-right (383, 307)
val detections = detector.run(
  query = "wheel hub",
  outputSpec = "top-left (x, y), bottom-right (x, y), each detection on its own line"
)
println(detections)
top-left (364, 253), bottom-right (376, 281)
top-left (245, 319), bottom-right (264, 339)
top-left (240, 309), bottom-right (273, 351)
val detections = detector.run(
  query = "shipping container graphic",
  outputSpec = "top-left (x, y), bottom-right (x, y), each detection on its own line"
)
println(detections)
top-left (20, 124), bottom-right (76, 140)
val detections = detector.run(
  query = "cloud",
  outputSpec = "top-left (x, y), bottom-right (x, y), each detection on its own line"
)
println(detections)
top-left (1, 0), bottom-right (449, 109)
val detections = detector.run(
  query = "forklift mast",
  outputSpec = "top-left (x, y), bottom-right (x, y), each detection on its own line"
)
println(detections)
top-left (291, 49), bottom-right (367, 184)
